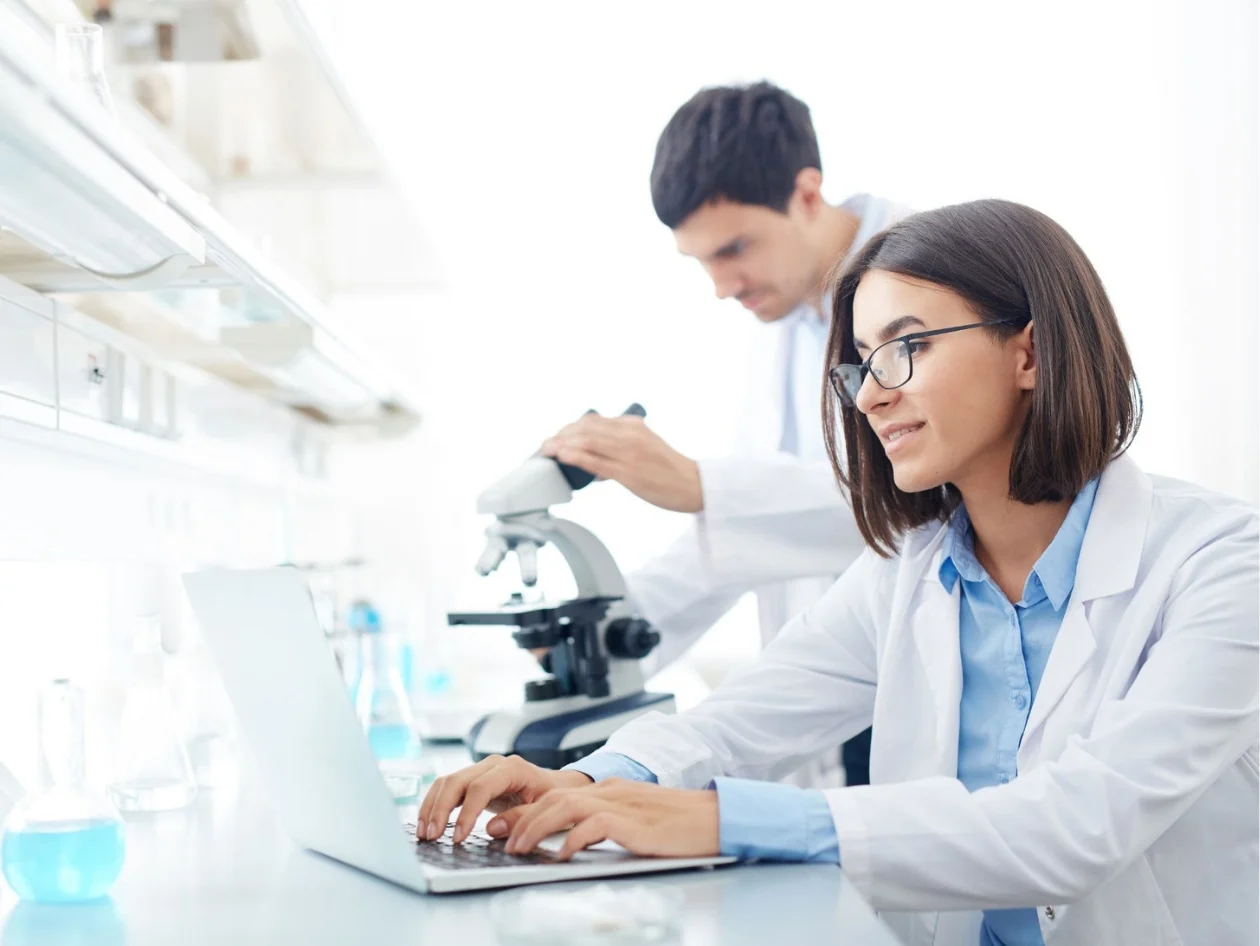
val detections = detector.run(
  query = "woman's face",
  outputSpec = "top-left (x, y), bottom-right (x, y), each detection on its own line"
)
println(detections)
top-left (850, 270), bottom-right (1037, 496)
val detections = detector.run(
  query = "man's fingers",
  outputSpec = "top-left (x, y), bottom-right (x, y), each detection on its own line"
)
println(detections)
top-left (552, 446), bottom-right (619, 480)
top-left (553, 432), bottom-right (621, 460)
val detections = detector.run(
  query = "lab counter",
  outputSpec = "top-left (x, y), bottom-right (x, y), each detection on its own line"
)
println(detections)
top-left (0, 752), bottom-right (901, 946)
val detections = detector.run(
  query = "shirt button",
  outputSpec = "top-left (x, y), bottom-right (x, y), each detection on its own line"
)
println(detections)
top-left (1045, 906), bottom-right (1056, 921)
top-left (1014, 694), bottom-right (1028, 709)
top-left (999, 775), bottom-right (1010, 784)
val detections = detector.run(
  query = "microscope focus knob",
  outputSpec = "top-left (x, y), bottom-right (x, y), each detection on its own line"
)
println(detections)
top-left (524, 678), bottom-right (562, 702)
top-left (605, 618), bottom-right (662, 660)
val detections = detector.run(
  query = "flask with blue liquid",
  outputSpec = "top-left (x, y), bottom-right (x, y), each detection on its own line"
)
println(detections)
top-left (1, 680), bottom-right (125, 902)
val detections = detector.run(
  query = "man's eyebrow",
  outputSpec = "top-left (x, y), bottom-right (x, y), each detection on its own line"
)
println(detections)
top-left (709, 237), bottom-right (746, 260)
top-left (853, 314), bottom-right (926, 351)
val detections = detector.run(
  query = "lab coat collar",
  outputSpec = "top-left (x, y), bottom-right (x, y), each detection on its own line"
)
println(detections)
top-left (907, 454), bottom-right (1154, 761)
top-left (936, 477), bottom-right (1100, 610)
top-left (1071, 452), bottom-right (1152, 601)
top-left (921, 453), bottom-right (1151, 603)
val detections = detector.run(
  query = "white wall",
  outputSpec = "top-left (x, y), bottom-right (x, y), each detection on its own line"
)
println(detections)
top-left (0, 300), bottom-right (414, 791)
top-left (0, 1), bottom-right (1253, 791)
top-left (300, 0), bottom-right (1258, 684)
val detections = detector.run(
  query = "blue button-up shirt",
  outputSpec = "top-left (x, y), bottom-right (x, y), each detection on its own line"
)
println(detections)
top-left (942, 478), bottom-right (1099, 945)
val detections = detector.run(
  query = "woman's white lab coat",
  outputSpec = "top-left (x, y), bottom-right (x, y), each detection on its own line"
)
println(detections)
top-left (602, 454), bottom-right (1260, 946)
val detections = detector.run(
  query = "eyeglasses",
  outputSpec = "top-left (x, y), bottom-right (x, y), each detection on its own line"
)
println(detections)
top-left (829, 318), bottom-right (1027, 407)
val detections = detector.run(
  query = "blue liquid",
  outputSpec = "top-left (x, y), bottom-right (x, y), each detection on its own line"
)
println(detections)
top-left (1, 821), bottom-right (125, 903)
top-left (368, 723), bottom-right (419, 760)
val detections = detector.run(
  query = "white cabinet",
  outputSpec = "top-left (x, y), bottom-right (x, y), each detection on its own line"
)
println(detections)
top-left (56, 320), bottom-right (112, 424)
top-left (0, 288), bottom-right (56, 428)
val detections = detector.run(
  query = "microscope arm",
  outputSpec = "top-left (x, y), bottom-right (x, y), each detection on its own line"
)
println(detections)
top-left (484, 513), bottom-right (628, 599)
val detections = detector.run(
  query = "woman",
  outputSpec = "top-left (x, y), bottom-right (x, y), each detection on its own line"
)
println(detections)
top-left (419, 200), bottom-right (1258, 946)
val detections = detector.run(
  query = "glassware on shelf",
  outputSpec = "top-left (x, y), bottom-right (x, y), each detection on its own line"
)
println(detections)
top-left (107, 616), bottom-right (197, 813)
top-left (54, 24), bottom-right (116, 117)
top-left (1, 680), bottom-right (125, 903)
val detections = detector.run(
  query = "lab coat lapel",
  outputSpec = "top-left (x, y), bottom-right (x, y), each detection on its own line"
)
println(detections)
top-left (1023, 455), bottom-right (1152, 741)
top-left (909, 566), bottom-right (964, 773)
top-left (1022, 600), bottom-right (1096, 741)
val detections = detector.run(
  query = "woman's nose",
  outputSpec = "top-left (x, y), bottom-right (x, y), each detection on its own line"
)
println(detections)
top-left (854, 373), bottom-right (896, 415)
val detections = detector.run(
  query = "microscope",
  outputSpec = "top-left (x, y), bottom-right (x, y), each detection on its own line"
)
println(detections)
top-left (448, 404), bottom-right (675, 769)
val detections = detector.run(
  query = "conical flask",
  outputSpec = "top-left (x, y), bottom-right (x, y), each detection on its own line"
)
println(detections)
top-left (1, 680), bottom-right (125, 902)
top-left (108, 616), bottom-right (196, 812)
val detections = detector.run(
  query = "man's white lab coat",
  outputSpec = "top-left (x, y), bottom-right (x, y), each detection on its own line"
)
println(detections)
top-left (627, 194), bottom-right (906, 786)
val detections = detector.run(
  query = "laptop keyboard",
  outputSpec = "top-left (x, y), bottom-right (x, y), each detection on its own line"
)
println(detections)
top-left (403, 822), bottom-right (564, 870)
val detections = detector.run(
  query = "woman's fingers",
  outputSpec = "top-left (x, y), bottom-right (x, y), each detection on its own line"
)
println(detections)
top-left (453, 767), bottom-right (519, 844)
top-left (557, 811), bottom-right (634, 861)
top-left (486, 806), bottom-right (526, 838)
top-left (507, 791), bottom-right (595, 854)
top-left (420, 755), bottom-right (505, 840)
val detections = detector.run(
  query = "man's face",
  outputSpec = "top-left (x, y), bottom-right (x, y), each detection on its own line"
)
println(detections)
top-left (672, 197), bottom-right (819, 322)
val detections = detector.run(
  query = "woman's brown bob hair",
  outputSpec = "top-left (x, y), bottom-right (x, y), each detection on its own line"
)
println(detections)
top-left (823, 199), bottom-right (1142, 557)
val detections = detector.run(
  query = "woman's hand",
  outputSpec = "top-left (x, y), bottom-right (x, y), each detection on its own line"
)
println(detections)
top-left (417, 755), bottom-right (592, 844)
top-left (488, 778), bottom-right (720, 861)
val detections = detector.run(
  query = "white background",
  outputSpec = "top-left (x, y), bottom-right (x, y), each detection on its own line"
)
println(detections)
top-left (306, 0), bottom-right (1258, 643)
top-left (0, 0), bottom-right (1255, 793)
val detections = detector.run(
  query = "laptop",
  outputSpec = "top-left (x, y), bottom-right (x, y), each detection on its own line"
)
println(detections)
top-left (182, 566), bottom-right (736, 894)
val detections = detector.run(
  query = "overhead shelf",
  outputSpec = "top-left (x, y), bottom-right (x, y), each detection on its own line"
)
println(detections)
top-left (61, 290), bottom-right (418, 437)
top-left (0, 32), bottom-right (205, 288)
top-left (0, 1), bottom-right (421, 438)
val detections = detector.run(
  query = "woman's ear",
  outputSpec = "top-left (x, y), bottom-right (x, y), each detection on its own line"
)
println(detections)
top-left (1014, 322), bottom-right (1037, 391)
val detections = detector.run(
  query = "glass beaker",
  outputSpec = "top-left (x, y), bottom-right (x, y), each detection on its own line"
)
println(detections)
top-left (54, 24), bottom-right (116, 116)
top-left (107, 616), bottom-right (197, 812)
top-left (1, 680), bottom-right (125, 902)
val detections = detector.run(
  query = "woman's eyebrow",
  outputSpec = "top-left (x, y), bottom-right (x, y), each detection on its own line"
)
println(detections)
top-left (853, 314), bottom-right (926, 350)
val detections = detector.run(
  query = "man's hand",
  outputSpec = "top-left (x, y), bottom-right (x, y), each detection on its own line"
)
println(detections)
top-left (487, 778), bottom-right (721, 861)
top-left (417, 755), bottom-right (592, 844)
top-left (541, 414), bottom-right (703, 513)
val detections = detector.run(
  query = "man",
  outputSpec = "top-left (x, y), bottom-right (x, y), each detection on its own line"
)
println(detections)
top-left (543, 81), bottom-right (906, 787)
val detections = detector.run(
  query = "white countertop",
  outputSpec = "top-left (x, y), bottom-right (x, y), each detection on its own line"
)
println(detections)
top-left (0, 745), bottom-right (900, 945)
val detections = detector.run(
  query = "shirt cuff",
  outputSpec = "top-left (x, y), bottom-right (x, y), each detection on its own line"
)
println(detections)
top-left (564, 752), bottom-right (658, 785)
top-left (712, 777), bottom-right (840, 864)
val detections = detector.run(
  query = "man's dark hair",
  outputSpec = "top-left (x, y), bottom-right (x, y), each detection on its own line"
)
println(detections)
top-left (650, 81), bottom-right (821, 229)
top-left (823, 199), bottom-right (1143, 557)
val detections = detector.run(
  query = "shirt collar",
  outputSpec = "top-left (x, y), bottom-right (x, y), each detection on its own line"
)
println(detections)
top-left (787, 291), bottom-right (831, 330)
top-left (938, 477), bottom-right (1100, 609)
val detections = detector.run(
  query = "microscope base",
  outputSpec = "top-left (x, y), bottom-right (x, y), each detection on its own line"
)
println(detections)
top-left (467, 690), bottom-right (676, 770)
